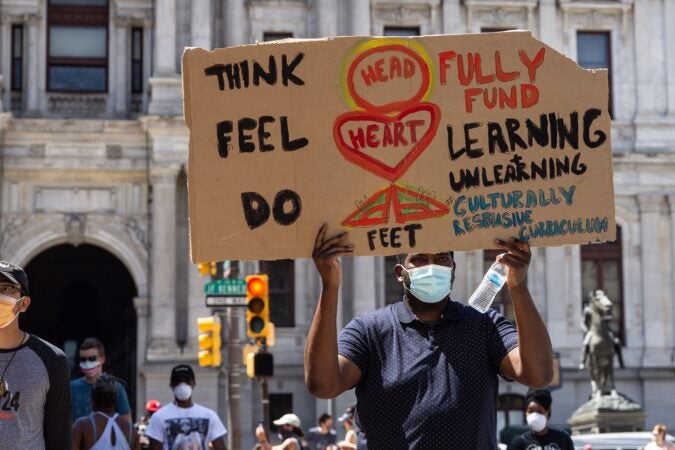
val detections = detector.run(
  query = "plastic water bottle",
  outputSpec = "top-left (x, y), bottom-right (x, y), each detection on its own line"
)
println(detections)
top-left (469, 261), bottom-right (508, 313)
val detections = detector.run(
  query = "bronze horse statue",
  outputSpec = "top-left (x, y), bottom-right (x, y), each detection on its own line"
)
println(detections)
top-left (579, 289), bottom-right (624, 397)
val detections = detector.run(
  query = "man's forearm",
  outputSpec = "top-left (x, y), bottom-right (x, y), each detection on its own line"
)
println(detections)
top-left (511, 286), bottom-right (553, 387)
top-left (304, 284), bottom-right (342, 398)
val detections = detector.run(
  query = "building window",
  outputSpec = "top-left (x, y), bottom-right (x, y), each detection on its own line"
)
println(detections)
top-left (483, 249), bottom-right (515, 323)
top-left (263, 32), bottom-right (293, 42)
top-left (497, 393), bottom-right (526, 439)
top-left (269, 393), bottom-right (293, 430)
top-left (481, 27), bottom-right (514, 33)
top-left (131, 28), bottom-right (143, 94)
top-left (260, 260), bottom-right (295, 327)
top-left (577, 31), bottom-right (612, 117)
top-left (384, 255), bottom-right (403, 305)
top-left (11, 25), bottom-right (23, 92)
top-left (581, 226), bottom-right (624, 343)
top-left (47, 0), bottom-right (109, 92)
top-left (383, 26), bottom-right (420, 36)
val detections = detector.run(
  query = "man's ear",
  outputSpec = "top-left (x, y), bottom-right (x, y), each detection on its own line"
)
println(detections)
top-left (17, 296), bottom-right (31, 313)
top-left (394, 264), bottom-right (405, 282)
top-left (100, 355), bottom-right (106, 366)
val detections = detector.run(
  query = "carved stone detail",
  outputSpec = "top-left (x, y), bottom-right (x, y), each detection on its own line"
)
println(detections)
top-left (64, 213), bottom-right (87, 246)
top-left (377, 6), bottom-right (431, 23)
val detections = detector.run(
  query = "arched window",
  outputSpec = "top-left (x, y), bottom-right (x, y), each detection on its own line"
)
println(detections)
top-left (580, 226), bottom-right (624, 343)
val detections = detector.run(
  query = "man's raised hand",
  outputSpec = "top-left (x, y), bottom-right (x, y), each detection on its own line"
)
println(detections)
top-left (312, 223), bottom-right (353, 289)
top-left (494, 237), bottom-right (531, 290)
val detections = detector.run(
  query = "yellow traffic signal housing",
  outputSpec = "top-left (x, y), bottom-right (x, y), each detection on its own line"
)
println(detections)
top-left (197, 315), bottom-right (222, 367)
top-left (246, 275), bottom-right (269, 339)
top-left (246, 351), bottom-right (274, 378)
top-left (197, 263), bottom-right (211, 276)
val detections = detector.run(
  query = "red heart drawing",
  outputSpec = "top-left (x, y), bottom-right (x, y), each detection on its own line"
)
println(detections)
top-left (333, 102), bottom-right (441, 181)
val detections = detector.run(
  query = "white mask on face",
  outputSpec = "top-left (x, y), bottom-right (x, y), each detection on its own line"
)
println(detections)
top-left (526, 412), bottom-right (547, 433)
top-left (173, 382), bottom-right (193, 401)
top-left (0, 295), bottom-right (23, 329)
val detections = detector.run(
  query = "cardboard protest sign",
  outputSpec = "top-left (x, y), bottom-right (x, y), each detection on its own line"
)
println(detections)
top-left (183, 31), bottom-right (615, 262)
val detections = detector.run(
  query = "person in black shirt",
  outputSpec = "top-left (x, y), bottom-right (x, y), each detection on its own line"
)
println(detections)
top-left (508, 389), bottom-right (574, 450)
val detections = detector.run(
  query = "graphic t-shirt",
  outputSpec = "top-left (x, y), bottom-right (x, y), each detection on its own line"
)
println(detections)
top-left (507, 429), bottom-right (575, 450)
top-left (0, 334), bottom-right (72, 450)
top-left (71, 375), bottom-right (131, 421)
top-left (146, 402), bottom-right (227, 450)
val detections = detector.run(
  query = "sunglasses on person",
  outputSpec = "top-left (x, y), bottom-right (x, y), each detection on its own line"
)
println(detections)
top-left (79, 356), bottom-right (99, 363)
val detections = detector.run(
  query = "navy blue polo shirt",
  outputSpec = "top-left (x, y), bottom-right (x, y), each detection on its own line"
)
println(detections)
top-left (338, 299), bottom-right (518, 450)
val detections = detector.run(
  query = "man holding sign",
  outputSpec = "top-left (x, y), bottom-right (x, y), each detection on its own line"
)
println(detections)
top-left (304, 225), bottom-right (552, 449)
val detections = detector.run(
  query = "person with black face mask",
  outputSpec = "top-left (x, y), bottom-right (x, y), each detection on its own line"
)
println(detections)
top-left (146, 365), bottom-right (227, 450)
top-left (507, 389), bottom-right (574, 450)
top-left (304, 224), bottom-right (553, 449)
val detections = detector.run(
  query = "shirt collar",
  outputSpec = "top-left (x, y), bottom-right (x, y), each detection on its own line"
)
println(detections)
top-left (396, 297), bottom-right (463, 324)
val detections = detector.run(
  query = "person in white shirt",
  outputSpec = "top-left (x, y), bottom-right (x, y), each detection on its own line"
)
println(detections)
top-left (147, 365), bottom-right (227, 450)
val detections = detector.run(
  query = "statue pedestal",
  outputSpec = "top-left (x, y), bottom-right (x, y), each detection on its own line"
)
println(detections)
top-left (568, 392), bottom-right (645, 434)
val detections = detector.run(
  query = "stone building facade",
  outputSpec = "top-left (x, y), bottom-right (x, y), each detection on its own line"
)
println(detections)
top-left (0, 0), bottom-right (673, 448)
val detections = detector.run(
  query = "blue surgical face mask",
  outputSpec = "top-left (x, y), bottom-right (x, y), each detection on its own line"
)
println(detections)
top-left (402, 264), bottom-right (453, 303)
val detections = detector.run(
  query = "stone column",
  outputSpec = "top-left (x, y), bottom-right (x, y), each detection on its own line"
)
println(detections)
top-left (441, 0), bottom-right (463, 34)
top-left (668, 195), bottom-right (675, 348)
top-left (224, 0), bottom-right (245, 46)
top-left (113, 17), bottom-right (129, 115)
top-left (544, 247), bottom-right (573, 347)
top-left (349, 0), bottom-right (371, 36)
top-left (633, 0), bottom-right (667, 117)
top-left (316, 0), bottom-right (337, 38)
top-left (351, 257), bottom-right (378, 317)
top-left (154, 0), bottom-right (177, 75)
top-left (191, 0), bottom-right (212, 49)
top-left (133, 296), bottom-right (149, 418)
top-left (538, 0), bottom-right (557, 49)
top-left (665, 1), bottom-right (675, 115)
top-left (638, 195), bottom-right (670, 355)
top-left (25, 14), bottom-right (40, 112)
top-left (147, 164), bottom-right (181, 359)
top-left (0, 17), bottom-right (11, 111)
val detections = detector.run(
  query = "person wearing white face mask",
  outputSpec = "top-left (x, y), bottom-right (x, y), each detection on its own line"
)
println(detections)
top-left (71, 337), bottom-right (132, 422)
top-left (507, 389), bottom-right (574, 450)
top-left (146, 364), bottom-right (227, 450)
top-left (0, 261), bottom-right (72, 450)
top-left (305, 224), bottom-right (553, 449)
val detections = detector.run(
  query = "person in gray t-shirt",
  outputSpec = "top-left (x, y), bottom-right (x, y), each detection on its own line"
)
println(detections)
top-left (0, 261), bottom-right (72, 450)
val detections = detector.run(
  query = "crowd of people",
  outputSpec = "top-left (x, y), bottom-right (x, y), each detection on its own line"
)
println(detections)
top-left (1, 218), bottom-right (674, 450)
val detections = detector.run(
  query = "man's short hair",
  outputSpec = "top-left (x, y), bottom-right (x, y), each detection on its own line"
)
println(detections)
top-left (91, 374), bottom-right (117, 410)
top-left (80, 337), bottom-right (105, 356)
top-left (318, 413), bottom-right (332, 425)
top-left (396, 251), bottom-right (455, 264)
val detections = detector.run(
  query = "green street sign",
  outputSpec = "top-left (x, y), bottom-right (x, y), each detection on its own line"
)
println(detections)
top-left (204, 278), bottom-right (247, 296)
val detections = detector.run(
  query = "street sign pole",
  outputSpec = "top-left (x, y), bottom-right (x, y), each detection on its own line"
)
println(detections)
top-left (226, 306), bottom-right (242, 450)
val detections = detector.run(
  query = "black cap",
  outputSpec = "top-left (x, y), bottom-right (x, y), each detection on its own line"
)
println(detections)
top-left (170, 364), bottom-right (195, 383)
top-left (0, 261), bottom-right (29, 295)
top-left (526, 388), bottom-right (552, 411)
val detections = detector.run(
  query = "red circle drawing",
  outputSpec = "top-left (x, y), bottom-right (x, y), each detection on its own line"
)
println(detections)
top-left (346, 44), bottom-right (431, 113)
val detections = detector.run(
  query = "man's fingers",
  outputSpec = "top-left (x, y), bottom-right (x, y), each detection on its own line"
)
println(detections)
top-left (498, 253), bottom-right (528, 269)
top-left (316, 231), bottom-right (350, 254)
top-left (494, 238), bottom-right (531, 260)
top-left (316, 246), bottom-right (354, 259)
top-left (314, 223), bottom-right (328, 251)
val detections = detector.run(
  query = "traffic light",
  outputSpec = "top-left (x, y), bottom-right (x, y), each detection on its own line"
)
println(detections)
top-left (197, 315), bottom-right (222, 367)
top-left (246, 275), bottom-right (269, 339)
top-left (246, 351), bottom-right (274, 378)
top-left (197, 262), bottom-right (211, 276)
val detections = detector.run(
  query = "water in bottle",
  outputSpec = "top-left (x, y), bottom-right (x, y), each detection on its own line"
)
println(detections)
top-left (468, 261), bottom-right (508, 313)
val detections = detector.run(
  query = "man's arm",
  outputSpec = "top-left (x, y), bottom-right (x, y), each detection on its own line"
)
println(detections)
top-left (304, 224), bottom-right (360, 399)
top-left (43, 350), bottom-right (73, 450)
top-left (495, 238), bottom-right (553, 388)
top-left (115, 381), bottom-right (132, 422)
top-left (211, 436), bottom-right (227, 450)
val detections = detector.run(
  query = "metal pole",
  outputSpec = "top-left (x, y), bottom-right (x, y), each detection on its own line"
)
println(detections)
top-left (226, 306), bottom-right (242, 450)
top-left (261, 377), bottom-right (270, 427)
